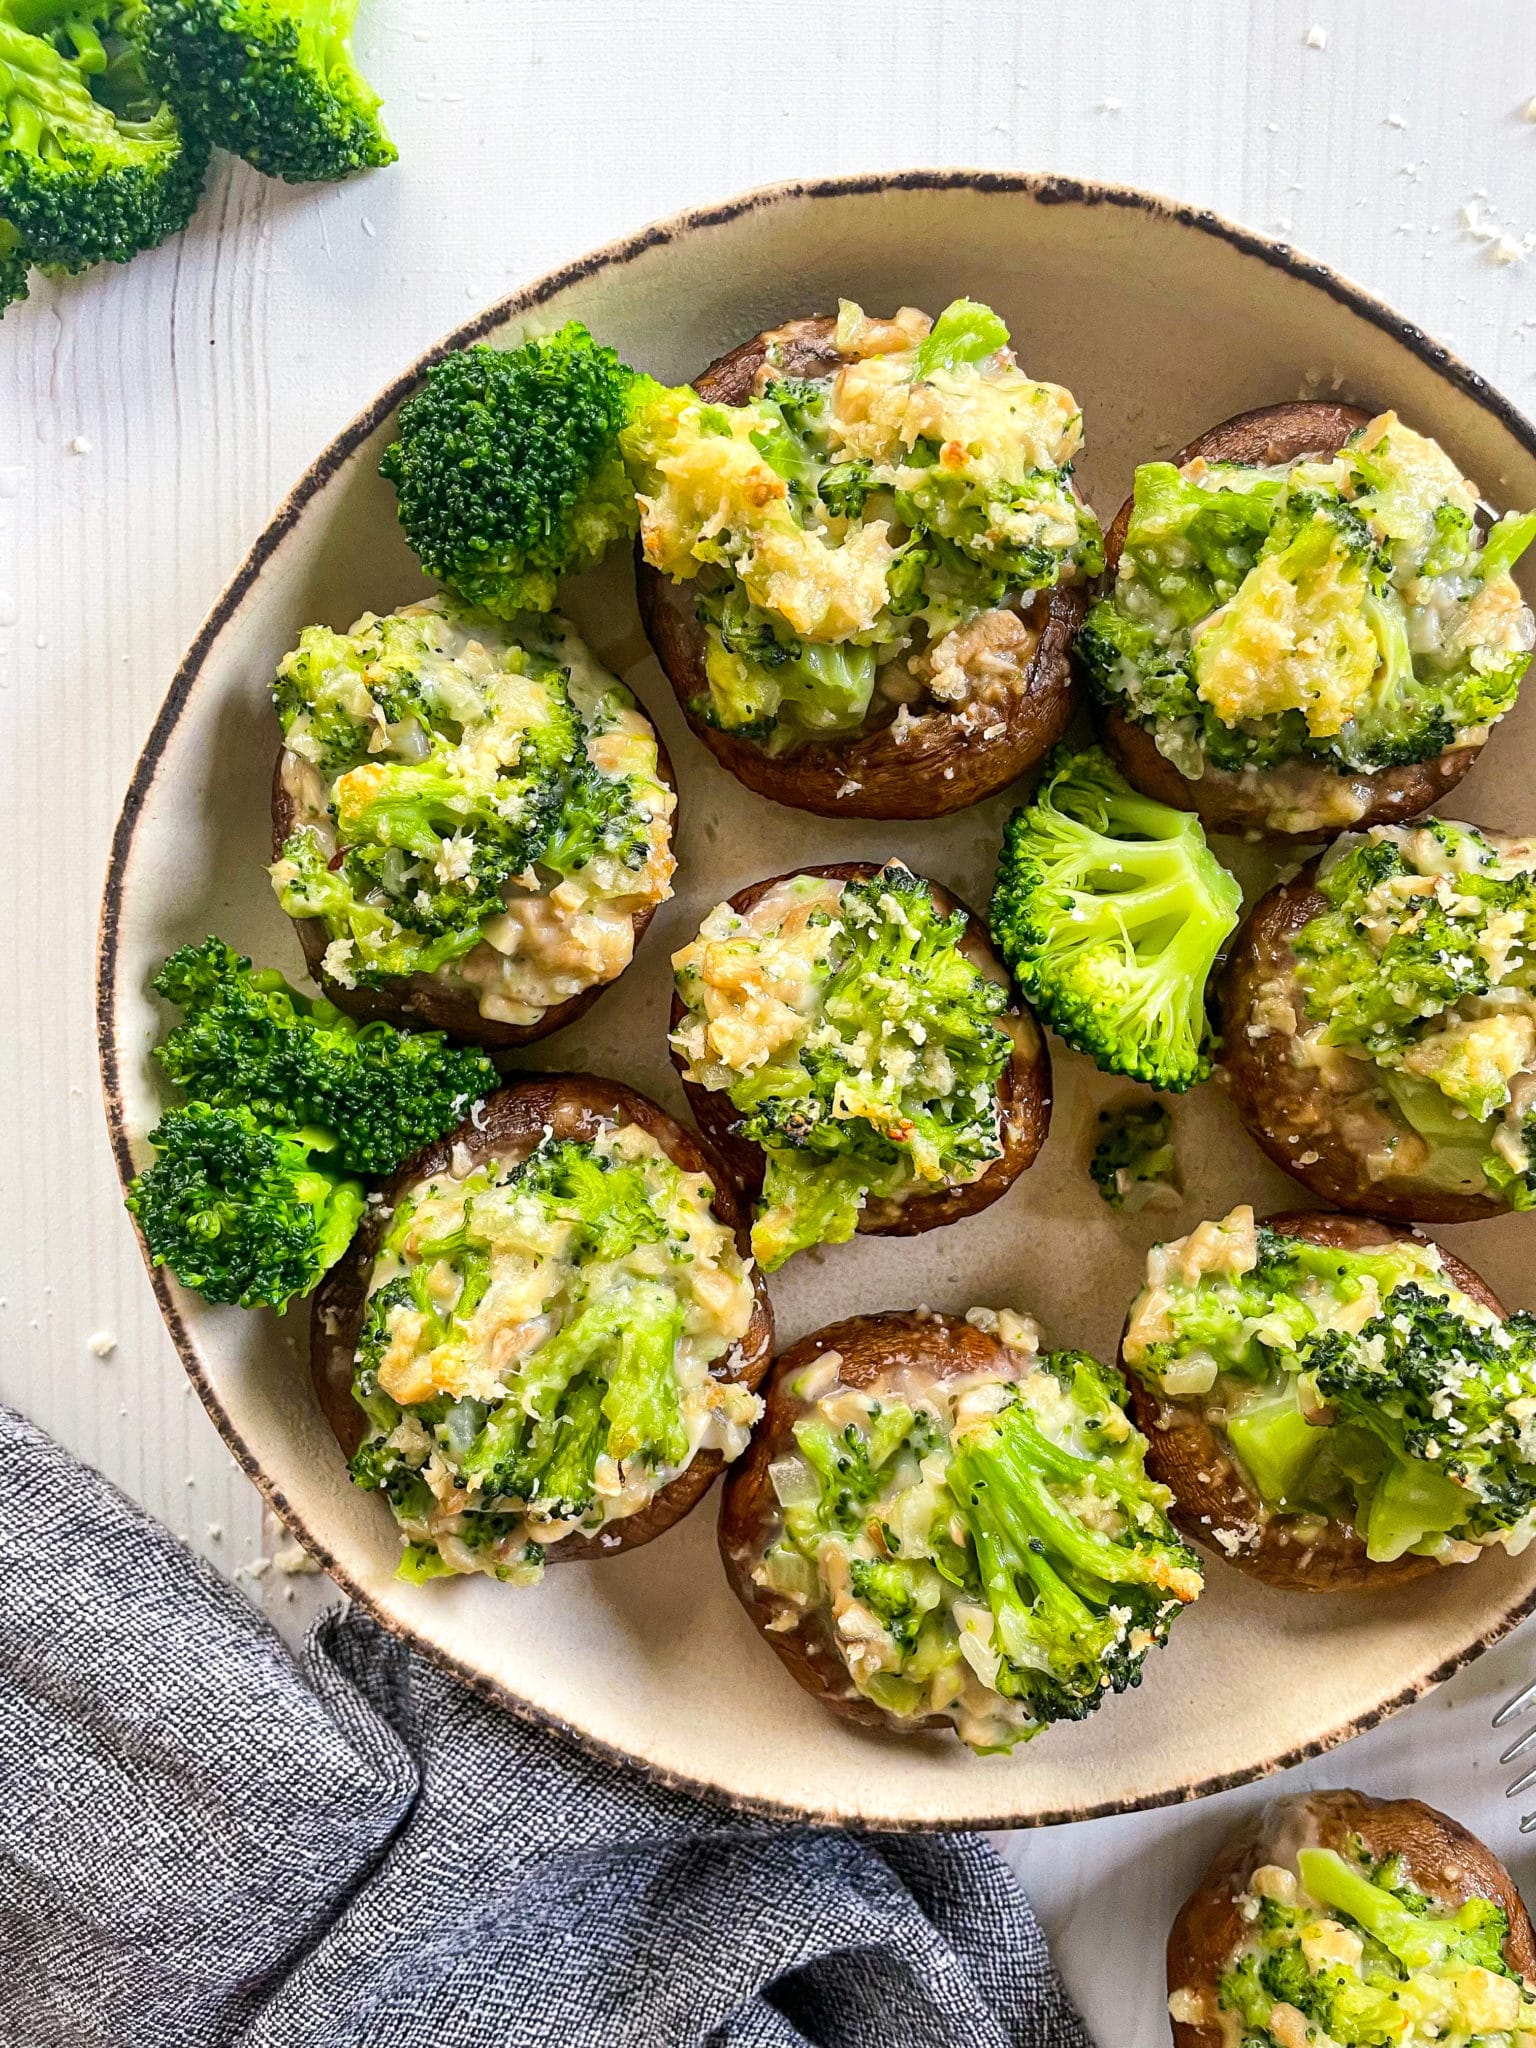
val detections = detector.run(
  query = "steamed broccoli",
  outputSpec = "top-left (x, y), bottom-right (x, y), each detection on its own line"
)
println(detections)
top-left (990, 746), bottom-right (1242, 1091)
top-left (0, 215), bottom-right (29, 307)
top-left (0, 1), bottom-right (207, 275)
top-left (125, 933), bottom-right (497, 1310)
top-left (379, 326), bottom-right (660, 615)
top-left (1217, 1840), bottom-right (1533, 2048)
top-left (151, 935), bottom-right (496, 1175)
top-left (126, 1101), bottom-right (365, 1309)
top-left (764, 1344), bottom-right (1201, 1749)
top-left (134, 0), bottom-right (394, 184)
top-left (676, 862), bottom-right (1012, 1269)
top-left (1090, 1100), bottom-right (1180, 1210)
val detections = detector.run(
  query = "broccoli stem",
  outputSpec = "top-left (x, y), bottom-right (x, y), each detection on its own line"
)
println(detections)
top-left (601, 1296), bottom-right (687, 1466)
top-left (1296, 1849), bottom-right (1452, 1973)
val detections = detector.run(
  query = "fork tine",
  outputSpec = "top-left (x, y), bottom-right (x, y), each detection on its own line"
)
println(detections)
top-left (1500, 1722), bottom-right (1536, 1766)
top-left (1494, 1677), bottom-right (1536, 1727)
top-left (1506, 1760), bottom-right (1536, 1800)
top-left (1521, 1811), bottom-right (1536, 1835)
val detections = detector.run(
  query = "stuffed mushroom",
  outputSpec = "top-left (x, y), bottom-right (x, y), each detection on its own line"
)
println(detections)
top-left (718, 1308), bottom-right (1202, 1749)
top-left (1168, 1790), bottom-right (1536, 2048)
top-left (311, 1075), bottom-right (773, 1582)
top-left (270, 595), bottom-right (677, 1046)
top-left (630, 296), bottom-right (1102, 817)
top-left (1119, 1206), bottom-right (1536, 1592)
top-left (668, 859), bottom-right (1050, 1269)
top-left (1220, 818), bottom-right (1536, 1221)
top-left (1080, 402), bottom-right (1536, 837)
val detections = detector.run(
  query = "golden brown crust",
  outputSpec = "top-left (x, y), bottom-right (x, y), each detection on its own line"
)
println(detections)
top-left (1092, 401), bottom-right (1484, 839)
top-left (1218, 863), bottom-right (1512, 1222)
top-left (633, 312), bottom-right (1085, 820)
top-left (718, 1310), bottom-right (1030, 1732)
top-left (667, 861), bottom-right (1050, 1237)
top-left (269, 724), bottom-right (677, 1049)
top-left (1168, 1789), bottom-right (1536, 2048)
top-left (309, 1074), bottom-right (774, 1563)
top-left (1123, 1210), bottom-right (1506, 1593)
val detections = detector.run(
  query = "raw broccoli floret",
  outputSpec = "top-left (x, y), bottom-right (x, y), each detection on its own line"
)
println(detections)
top-left (380, 325), bottom-right (661, 615)
top-left (134, 0), bottom-right (394, 184)
top-left (722, 862), bottom-right (1013, 1268)
top-left (990, 746), bottom-right (1242, 1091)
top-left (947, 1373), bottom-right (1202, 1725)
top-left (1090, 1099), bottom-right (1180, 1210)
top-left (0, 1), bottom-right (207, 273)
top-left (151, 935), bottom-right (495, 1175)
top-left (0, 214), bottom-right (29, 307)
top-left (125, 1101), bottom-right (364, 1309)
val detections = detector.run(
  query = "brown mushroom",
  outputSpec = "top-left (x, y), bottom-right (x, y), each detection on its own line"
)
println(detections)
top-left (1167, 1790), bottom-right (1536, 2048)
top-left (717, 1309), bottom-right (1035, 1731)
top-left (635, 313), bottom-right (1086, 820)
top-left (668, 861), bottom-right (1050, 1239)
top-left (310, 1073), bottom-right (773, 1561)
top-left (1218, 859), bottom-right (1514, 1222)
top-left (1093, 402), bottom-right (1483, 839)
top-left (1121, 1210), bottom-right (1506, 1592)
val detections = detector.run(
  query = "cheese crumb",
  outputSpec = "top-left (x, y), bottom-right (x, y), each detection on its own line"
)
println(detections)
top-left (1303, 23), bottom-right (1328, 48)
top-left (68, 435), bottom-right (92, 455)
top-left (275, 1543), bottom-right (321, 1576)
top-left (87, 1329), bottom-right (117, 1358)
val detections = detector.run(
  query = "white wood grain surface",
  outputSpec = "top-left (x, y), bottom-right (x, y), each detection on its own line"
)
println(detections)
top-left (3, 2), bottom-right (1535, 2040)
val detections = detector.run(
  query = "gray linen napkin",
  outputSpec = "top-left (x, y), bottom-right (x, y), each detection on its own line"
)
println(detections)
top-left (0, 1402), bottom-right (1093, 2048)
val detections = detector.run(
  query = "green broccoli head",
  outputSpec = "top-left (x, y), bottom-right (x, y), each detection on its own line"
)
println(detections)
top-left (125, 1101), bottom-right (364, 1309)
top-left (0, 2), bottom-right (208, 272)
top-left (1090, 1099), bottom-right (1180, 1210)
top-left (0, 214), bottom-right (29, 308)
top-left (380, 326), bottom-right (656, 615)
top-left (134, 0), bottom-right (395, 184)
top-left (990, 746), bottom-right (1242, 1091)
top-left (150, 935), bottom-right (496, 1176)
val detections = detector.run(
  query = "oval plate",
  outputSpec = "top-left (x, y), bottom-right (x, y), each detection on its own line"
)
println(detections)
top-left (98, 172), bottom-right (1536, 1828)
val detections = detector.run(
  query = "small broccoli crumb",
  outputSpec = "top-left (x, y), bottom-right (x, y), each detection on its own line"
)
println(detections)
top-left (1090, 1100), bottom-right (1181, 1211)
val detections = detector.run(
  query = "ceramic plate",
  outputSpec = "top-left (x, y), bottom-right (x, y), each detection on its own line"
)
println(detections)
top-left (98, 172), bottom-right (1536, 1827)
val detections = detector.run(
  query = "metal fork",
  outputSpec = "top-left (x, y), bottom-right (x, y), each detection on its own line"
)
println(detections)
top-left (1494, 1678), bottom-right (1536, 1831)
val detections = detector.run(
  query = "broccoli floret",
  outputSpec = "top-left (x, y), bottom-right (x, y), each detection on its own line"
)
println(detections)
top-left (509, 1137), bottom-right (667, 1263)
top-left (0, 214), bottom-right (29, 307)
top-left (1300, 1283), bottom-right (1536, 1559)
top-left (720, 862), bottom-right (1012, 1269)
top-left (990, 746), bottom-right (1242, 1091)
top-left (454, 1277), bottom-right (686, 1506)
top-left (947, 1382), bottom-right (1202, 1724)
top-left (134, 0), bottom-right (394, 185)
top-left (694, 582), bottom-right (877, 739)
top-left (151, 935), bottom-right (495, 1176)
top-left (1294, 826), bottom-right (1536, 1059)
top-left (1090, 1099), bottom-right (1180, 1211)
top-left (125, 1101), bottom-right (364, 1310)
top-left (1298, 1846), bottom-right (1514, 1977)
top-left (0, 2), bottom-right (207, 273)
top-left (380, 326), bottom-right (659, 615)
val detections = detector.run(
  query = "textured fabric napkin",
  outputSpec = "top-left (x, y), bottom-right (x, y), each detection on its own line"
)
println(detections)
top-left (0, 1402), bottom-right (1093, 2048)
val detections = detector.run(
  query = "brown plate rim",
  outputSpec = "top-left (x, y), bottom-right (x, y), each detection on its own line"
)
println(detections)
top-left (95, 168), bottom-right (1536, 1830)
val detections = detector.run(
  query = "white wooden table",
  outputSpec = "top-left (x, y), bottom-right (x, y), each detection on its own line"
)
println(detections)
top-left (3, 3), bottom-right (1535, 2039)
